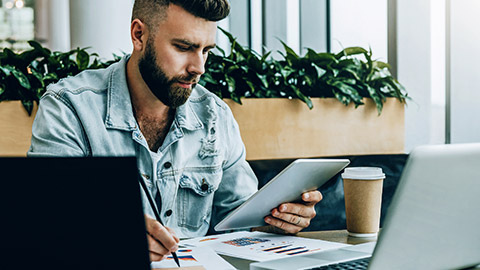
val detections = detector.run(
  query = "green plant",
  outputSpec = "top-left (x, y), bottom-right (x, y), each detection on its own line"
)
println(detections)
top-left (200, 28), bottom-right (408, 114)
top-left (0, 41), bottom-right (120, 115)
top-left (1, 29), bottom-right (408, 116)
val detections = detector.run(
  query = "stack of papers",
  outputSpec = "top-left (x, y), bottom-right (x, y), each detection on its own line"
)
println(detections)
top-left (151, 231), bottom-right (349, 269)
top-left (181, 231), bottom-right (349, 262)
top-left (151, 247), bottom-right (235, 270)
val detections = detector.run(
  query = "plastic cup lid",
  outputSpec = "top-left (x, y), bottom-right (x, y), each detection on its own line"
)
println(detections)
top-left (341, 167), bottom-right (385, 180)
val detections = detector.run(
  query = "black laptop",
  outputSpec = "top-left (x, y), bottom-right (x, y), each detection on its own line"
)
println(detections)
top-left (0, 157), bottom-right (151, 270)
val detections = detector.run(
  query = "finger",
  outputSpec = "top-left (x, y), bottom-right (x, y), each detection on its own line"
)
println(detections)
top-left (302, 190), bottom-right (323, 204)
top-left (149, 252), bottom-right (166, 262)
top-left (165, 227), bottom-right (180, 244)
top-left (271, 208), bottom-right (310, 228)
top-left (264, 216), bottom-right (303, 234)
top-left (145, 219), bottom-right (178, 252)
top-left (278, 203), bottom-right (316, 219)
top-left (147, 233), bottom-right (170, 256)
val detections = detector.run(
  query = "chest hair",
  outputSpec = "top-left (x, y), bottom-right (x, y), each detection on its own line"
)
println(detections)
top-left (136, 112), bottom-right (175, 152)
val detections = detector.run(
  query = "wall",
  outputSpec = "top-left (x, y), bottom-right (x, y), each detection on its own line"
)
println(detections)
top-left (449, 0), bottom-right (480, 143)
top-left (397, 0), bottom-right (433, 152)
top-left (69, 0), bottom-right (133, 59)
top-left (35, 0), bottom-right (70, 51)
top-left (330, 0), bottom-right (388, 60)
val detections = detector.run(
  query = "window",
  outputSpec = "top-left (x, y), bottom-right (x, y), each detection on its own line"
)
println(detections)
top-left (218, 0), bottom-right (329, 57)
top-left (0, 0), bottom-right (35, 51)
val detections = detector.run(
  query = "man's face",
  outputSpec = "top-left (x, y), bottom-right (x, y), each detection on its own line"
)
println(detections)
top-left (138, 4), bottom-right (217, 108)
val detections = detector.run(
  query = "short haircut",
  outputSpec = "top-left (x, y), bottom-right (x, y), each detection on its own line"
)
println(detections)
top-left (132, 0), bottom-right (230, 28)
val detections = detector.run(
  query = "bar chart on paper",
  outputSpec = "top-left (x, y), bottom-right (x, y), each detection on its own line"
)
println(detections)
top-left (151, 248), bottom-right (235, 269)
top-left (181, 231), bottom-right (349, 261)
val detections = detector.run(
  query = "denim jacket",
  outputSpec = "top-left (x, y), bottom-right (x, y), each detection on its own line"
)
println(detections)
top-left (28, 56), bottom-right (258, 238)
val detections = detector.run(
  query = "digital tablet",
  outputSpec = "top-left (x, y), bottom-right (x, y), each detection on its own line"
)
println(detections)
top-left (214, 158), bottom-right (350, 231)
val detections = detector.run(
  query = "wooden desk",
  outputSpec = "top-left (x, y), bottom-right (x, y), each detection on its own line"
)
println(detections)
top-left (296, 229), bottom-right (377, 245)
top-left (220, 230), bottom-right (376, 270)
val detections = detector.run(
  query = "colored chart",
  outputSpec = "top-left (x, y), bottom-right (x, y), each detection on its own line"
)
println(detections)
top-left (222, 237), bottom-right (271, 247)
top-left (199, 237), bottom-right (218, 242)
top-left (166, 255), bottom-right (197, 262)
top-left (151, 247), bottom-right (235, 270)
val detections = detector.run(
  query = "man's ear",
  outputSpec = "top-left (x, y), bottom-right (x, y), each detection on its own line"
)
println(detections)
top-left (131, 18), bottom-right (148, 52)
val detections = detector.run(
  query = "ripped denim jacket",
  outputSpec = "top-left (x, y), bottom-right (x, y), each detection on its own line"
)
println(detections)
top-left (28, 56), bottom-right (258, 238)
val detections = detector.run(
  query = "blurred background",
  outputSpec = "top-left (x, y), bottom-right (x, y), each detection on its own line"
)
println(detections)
top-left (1, 0), bottom-right (479, 152)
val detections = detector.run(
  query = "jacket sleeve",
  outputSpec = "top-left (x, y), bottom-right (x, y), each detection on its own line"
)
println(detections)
top-left (28, 92), bottom-right (89, 157)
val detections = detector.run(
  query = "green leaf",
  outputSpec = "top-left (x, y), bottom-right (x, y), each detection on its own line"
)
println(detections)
top-left (21, 100), bottom-right (34, 116)
top-left (218, 27), bottom-right (236, 44)
top-left (332, 89), bottom-right (352, 106)
top-left (260, 51), bottom-right (272, 63)
top-left (279, 40), bottom-right (299, 58)
top-left (279, 40), bottom-right (300, 66)
top-left (365, 84), bottom-right (384, 114)
top-left (0, 65), bottom-right (13, 76)
top-left (373, 61), bottom-right (391, 70)
top-left (226, 76), bottom-right (236, 93)
top-left (30, 68), bottom-right (45, 88)
top-left (294, 89), bottom-right (313, 109)
top-left (335, 47), bottom-right (368, 59)
top-left (215, 46), bottom-right (226, 57)
top-left (28, 40), bottom-right (51, 56)
top-left (306, 49), bottom-right (337, 66)
top-left (329, 80), bottom-right (362, 104)
top-left (11, 69), bottom-right (31, 89)
top-left (43, 73), bottom-right (59, 82)
top-left (76, 49), bottom-right (90, 70)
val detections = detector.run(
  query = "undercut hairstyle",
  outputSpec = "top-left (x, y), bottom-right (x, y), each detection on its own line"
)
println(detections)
top-left (132, 0), bottom-right (230, 28)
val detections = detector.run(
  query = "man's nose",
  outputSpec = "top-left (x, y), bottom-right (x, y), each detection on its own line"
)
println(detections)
top-left (186, 52), bottom-right (206, 76)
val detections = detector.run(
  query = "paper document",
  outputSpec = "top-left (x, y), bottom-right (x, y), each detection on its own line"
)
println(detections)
top-left (181, 231), bottom-right (349, 262)
top-left (151, 247), bottom-right (235, 270)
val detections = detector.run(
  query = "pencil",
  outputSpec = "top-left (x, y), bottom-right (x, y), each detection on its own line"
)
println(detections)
top-left (138, 175), bottom-right (180, 267)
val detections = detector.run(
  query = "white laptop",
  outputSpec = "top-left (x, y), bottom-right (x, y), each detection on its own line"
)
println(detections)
top-left (250, 143), bottom-right (480, 270)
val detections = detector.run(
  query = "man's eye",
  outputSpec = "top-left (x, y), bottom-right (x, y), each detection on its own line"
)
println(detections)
top-left (175, 45), bottom-right (190, 51)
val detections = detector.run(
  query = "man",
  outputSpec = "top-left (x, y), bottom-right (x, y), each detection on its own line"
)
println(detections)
top-left (28, 0), bottom-right (322, 262)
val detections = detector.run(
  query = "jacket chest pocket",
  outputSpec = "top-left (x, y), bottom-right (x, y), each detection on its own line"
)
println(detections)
top-left (176, 167), bottom-right (222, 230)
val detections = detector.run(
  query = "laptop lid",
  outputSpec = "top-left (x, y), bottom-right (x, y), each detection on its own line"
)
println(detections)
top-left (250, 143), bottom-right (480, 270)
top-left (0, 157), bottom-right (150, 270)
top-left (369, 143), bottom-right (480, 269)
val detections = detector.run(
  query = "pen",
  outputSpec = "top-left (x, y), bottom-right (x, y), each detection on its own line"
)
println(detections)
top-left (138, 175), bottom-right (180, 267)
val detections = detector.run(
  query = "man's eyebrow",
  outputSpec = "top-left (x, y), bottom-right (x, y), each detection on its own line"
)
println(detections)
top-left (205, 43), bottom-right (217, 50)
top-left (172, 39), bottom-right (216, 50)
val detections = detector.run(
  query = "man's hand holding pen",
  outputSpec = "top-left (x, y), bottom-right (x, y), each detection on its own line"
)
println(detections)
top-left (144, 214), bottom-right (180, 261)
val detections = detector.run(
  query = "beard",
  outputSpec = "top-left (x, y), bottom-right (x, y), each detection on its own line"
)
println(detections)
top-left (138, 39), bottom-right (197, 108)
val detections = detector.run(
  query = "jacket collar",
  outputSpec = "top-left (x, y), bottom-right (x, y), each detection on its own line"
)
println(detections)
top-left (105, 55), bottom-right (203, 131)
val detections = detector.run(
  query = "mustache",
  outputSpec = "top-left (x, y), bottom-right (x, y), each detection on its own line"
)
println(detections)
top-left (173, 74), bottom-right (199, 84)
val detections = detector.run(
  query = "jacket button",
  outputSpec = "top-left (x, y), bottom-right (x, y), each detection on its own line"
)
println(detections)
top-left (165, 209), bottom-right (173, 217)
top-left (163, 162), bottom-right (172, 169)
top-left (201, 183), bottom-right (209, 191)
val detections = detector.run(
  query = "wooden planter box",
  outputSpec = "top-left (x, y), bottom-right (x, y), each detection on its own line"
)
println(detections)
top-left (0, 98), bottom-right (405, 159)
top-left (0, 101), bottom-right (38, 157)
top-left (224, 98), bottom-right (405, 161)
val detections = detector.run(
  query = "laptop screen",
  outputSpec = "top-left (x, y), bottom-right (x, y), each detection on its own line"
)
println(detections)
top-left (0, 157), bottom-right (150, 270)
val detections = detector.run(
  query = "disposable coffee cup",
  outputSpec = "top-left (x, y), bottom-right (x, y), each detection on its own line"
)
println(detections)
top-left (342, 167), bottom-right (385, 238)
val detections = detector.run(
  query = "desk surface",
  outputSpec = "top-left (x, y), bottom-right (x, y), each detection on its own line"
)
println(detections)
top-left (219, 230), bottom-right (376, 270)
top-left (151, 230), bottom-right (373, 270)
top-left (296, 229), bottom-right (377, 245)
